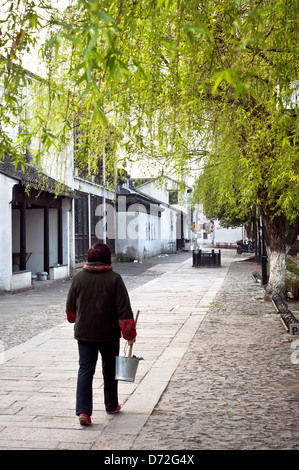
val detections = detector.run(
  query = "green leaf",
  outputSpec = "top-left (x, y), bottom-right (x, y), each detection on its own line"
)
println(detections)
top-left (89, 8), bottom-right (116, 24)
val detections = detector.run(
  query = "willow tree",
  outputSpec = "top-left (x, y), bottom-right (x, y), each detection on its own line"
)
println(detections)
top-left (181, 0), bottom-right (299, 299)
top-left (1, 0), bottom-right (299, 298)
top-left (113, 0), bottom-right (299, 299)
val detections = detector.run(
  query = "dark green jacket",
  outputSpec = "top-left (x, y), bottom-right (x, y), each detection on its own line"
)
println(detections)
top-left (66, 262), bottom-right (136, 342)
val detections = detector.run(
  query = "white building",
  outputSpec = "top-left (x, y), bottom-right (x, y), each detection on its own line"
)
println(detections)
top-left (191, 203), bottom-right (242, 248)
top-left (0, 113), bottom-right (196, 293)
top-left (0, 158), bottom-right (75, 292)
top-left (191, 203), bottom-right (215, 247)
top-left (127, 177), bottom-right (192, 257)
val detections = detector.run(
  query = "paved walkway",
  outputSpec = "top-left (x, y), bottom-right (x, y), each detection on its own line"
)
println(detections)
top-left (0, 250), bottom-right (298, 451)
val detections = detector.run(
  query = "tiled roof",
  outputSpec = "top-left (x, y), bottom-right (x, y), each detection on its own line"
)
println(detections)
top-left (0, 160), bottom-right (75, 198)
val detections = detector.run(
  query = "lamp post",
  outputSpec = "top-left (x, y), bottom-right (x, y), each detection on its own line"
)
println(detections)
top-left (103, 142), bottom-right (107, 244)
top-left (261, 218), bottom-right (268, 286)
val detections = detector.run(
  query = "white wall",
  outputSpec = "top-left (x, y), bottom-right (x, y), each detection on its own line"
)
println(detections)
top-left (139, 179), bottom-right (190, 213)
top-left (0, 174), bottom-right (17, 291)
top-left (12, 207), bottom-right (59, 274)
top-left (192, 204), bottom-right (242, 247)
top-left (137, 179), bottom-right (191, 251)
top-left (116, 210), bottom-right (161, 261)
top-left (214, 220), bottom-right (243, 246)
top-left (160, 206), bottom-right (177, 253)
top-left (62, 198), bottom-right (73, 275)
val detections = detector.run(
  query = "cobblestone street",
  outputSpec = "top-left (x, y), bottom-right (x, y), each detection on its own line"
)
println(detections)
top-left (132, 258), bottom-right (299, 450)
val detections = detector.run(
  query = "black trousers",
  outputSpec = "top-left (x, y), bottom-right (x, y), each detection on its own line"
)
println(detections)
top-left (76, 338), bottom-right (120, 416)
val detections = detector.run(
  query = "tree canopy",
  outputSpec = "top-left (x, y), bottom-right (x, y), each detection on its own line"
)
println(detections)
top-left (1, 0), bottom-right (299, 296)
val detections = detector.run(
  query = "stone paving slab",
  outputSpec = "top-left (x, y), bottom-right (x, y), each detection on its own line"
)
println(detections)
top-left (0, 252), bottom-right (232, 450)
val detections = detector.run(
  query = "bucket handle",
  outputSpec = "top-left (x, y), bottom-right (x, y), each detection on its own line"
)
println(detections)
top-left (128, 310), bottom-right (140, 358)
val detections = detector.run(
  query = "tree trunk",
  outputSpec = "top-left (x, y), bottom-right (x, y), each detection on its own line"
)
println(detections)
top-left (260, 211), bottom-right (287, 301)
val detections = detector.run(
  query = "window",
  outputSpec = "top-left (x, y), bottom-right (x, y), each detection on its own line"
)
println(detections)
top-left (169, 190), bottom-right (178, 205)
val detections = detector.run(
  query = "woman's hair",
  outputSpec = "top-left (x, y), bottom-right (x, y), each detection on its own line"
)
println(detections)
top-left (87, 242), bottom-right (111, 265)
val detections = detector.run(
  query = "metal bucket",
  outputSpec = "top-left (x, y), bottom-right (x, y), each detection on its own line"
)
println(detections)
top-left (115, 356), bottom-right (139, 382)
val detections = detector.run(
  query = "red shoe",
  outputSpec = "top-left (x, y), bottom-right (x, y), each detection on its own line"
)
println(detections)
top-left (79, 414), bottom-right (92, 425)
top-left (107, 403), bottom-right (121, 414)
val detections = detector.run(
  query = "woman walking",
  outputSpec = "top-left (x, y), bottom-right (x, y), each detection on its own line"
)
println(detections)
top-left (66, 242), bottom-right (137, 425)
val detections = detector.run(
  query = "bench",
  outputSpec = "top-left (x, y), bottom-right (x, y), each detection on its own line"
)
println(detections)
top-left (272, 293), bottom-right (299, 335)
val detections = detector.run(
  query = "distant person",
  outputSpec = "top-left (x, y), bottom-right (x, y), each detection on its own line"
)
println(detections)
top-left (66, 242), bottom-right (137, 425)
